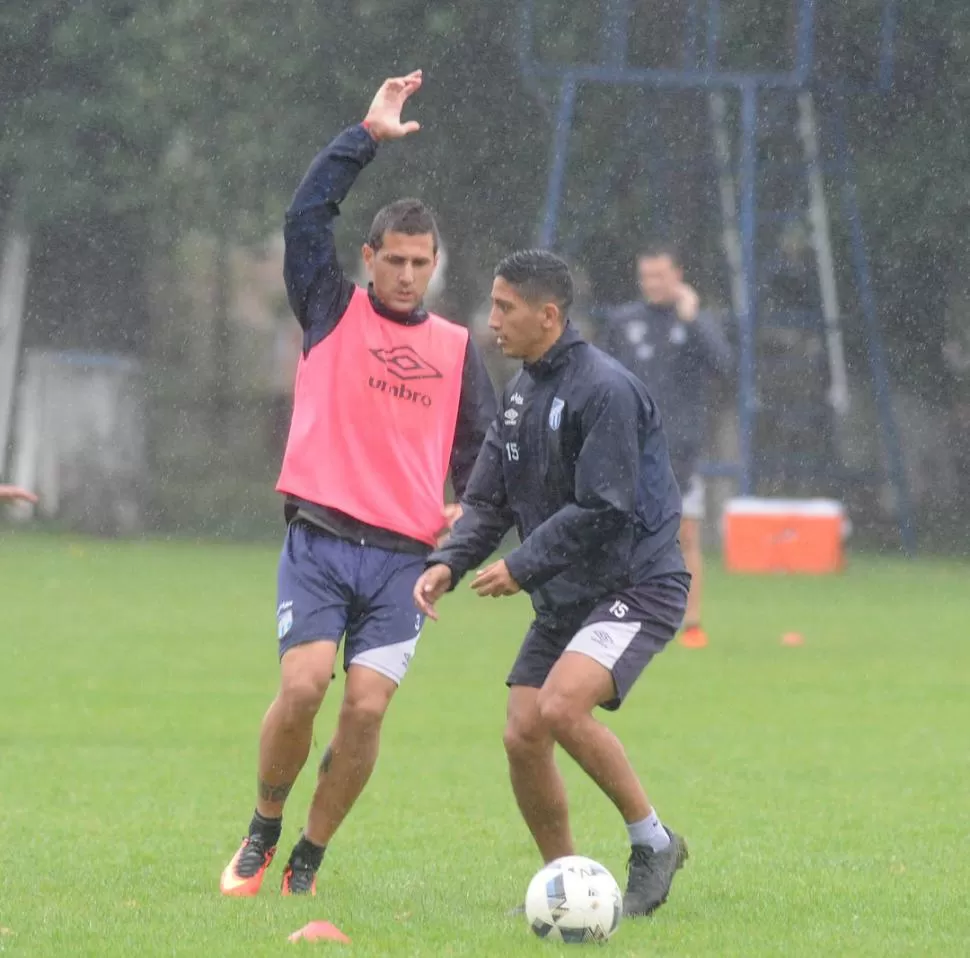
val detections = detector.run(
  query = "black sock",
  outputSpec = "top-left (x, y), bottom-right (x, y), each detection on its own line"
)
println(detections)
top-left (248, 809), bottom-right (282, 847)
top-left (290, 834), bottom-right (326, 871)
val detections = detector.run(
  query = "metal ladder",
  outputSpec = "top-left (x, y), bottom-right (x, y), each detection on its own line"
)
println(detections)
top-left (707, 87), bottom-right (913, 552)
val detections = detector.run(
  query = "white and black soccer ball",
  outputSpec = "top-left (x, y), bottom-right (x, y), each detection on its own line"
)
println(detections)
top-left (524, 855), bottom-right (622, 944)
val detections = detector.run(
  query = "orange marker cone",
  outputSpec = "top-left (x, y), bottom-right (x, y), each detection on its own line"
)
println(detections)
top-left (288, 921), bottom-right (351, 944)
top-left (781, 632), bottom-right (804, 647)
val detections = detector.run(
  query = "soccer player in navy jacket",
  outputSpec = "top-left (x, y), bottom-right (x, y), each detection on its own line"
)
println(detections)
top-left (416, 250), bottom-right (691, 918)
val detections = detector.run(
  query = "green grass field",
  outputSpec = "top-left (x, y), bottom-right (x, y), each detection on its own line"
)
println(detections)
top-left (1, 532), bottom-right (967, 957)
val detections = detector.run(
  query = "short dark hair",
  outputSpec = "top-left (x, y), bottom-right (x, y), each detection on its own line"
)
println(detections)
top-left (637, 242), bottom-right (682, 267)
top-left (367, 199), bottom-right (440, 253)
top-left (494, 249), bottom-right (573, 314)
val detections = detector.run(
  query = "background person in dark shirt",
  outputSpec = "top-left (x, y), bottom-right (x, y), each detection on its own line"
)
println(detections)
top-left (415, 249), bottom-right (691, 919)
top-left (597, 244), bottom-right (734, 649)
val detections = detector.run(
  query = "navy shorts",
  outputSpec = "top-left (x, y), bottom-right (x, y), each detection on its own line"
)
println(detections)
top-left (276, 521), bottom-right (426, 685)
top-left (507, 573), bottom-right (690, 711)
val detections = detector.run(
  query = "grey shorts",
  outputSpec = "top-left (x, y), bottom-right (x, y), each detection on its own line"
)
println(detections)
top-left (506, 573), bottom-right (690, 711)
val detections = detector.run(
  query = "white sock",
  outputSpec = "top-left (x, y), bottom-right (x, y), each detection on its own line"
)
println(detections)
top-left (626, 810), bottom-right (670, 852)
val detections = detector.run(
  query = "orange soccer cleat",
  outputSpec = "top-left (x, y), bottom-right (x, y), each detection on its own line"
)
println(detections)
top-left (220, 836), bottom-right (277, 896)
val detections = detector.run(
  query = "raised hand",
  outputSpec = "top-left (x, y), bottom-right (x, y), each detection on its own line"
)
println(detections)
top-left (363, 70), bottom-right (423, 142)
top-left (674, 282), bottom-right (700, 323)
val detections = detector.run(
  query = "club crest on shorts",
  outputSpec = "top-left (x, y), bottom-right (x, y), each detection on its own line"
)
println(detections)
top-left (277, 601), bottom-right (294, 639)
top-left (549, 397), bottom-right (565, 431)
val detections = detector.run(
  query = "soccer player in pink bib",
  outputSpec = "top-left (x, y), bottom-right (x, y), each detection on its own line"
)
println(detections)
top-left (220, 71), bottom-right (495, 898)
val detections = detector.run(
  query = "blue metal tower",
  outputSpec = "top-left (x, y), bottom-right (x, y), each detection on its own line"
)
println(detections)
top-left (518, 0), bottom-right (914, 553)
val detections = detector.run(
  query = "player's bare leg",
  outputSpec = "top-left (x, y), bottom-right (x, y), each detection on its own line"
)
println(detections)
top-left (679, 517), bottom-right (707, 648)
top-left (504, 685), bottom-right (575, 863)
top-left (221, 641), bottom-right (336, 896)
top-left (283, 665), bottom-right (397, 895)
top-left (257, 641), bottom-right (338, 817)
top-left (539, 651), bottom-right (687, 917)
top-left (537, 653), bottom-right (651, 822)
top-left (304, 665), bottom-right (396, 844)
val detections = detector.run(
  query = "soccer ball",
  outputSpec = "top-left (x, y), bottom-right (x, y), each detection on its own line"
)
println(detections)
top-left (524, 855), bottom-right (622, 944)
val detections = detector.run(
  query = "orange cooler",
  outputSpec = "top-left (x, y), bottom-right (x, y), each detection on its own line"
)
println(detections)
top-left (722, 497), bottom-right (847, 574)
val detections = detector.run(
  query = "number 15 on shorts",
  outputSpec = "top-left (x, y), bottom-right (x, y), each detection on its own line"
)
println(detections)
top-left (506, 442), bottom-right (519, 462)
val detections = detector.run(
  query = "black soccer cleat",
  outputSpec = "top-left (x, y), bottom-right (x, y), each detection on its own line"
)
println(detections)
top-left (622, 828), bottom-right (689, 917)
top-left (280, 837), bottom-right (325, 896)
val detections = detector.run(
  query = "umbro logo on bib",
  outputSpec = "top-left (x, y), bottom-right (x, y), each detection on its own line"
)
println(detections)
top-left (369, 345), bottom-right (442, 382)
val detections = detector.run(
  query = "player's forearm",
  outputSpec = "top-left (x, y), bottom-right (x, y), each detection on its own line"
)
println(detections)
top-left (287, 125), bottom-right (378, 219)
top-left (504, 504), bottom-right (626, 591)
top-left (450, 343), bottom-right (498, 499)
top-left (450, 444), bottom-right (483, 503)
top-left (282, 125), bottom-right (376, 330)
top-left (429, 507), bottom-right (513, 586)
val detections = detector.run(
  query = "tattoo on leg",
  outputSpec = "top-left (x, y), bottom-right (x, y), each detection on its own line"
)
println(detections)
top-left (258, 778), bottom-right (294, 803)
top-left (319, 745), bottom-right (334, 775)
